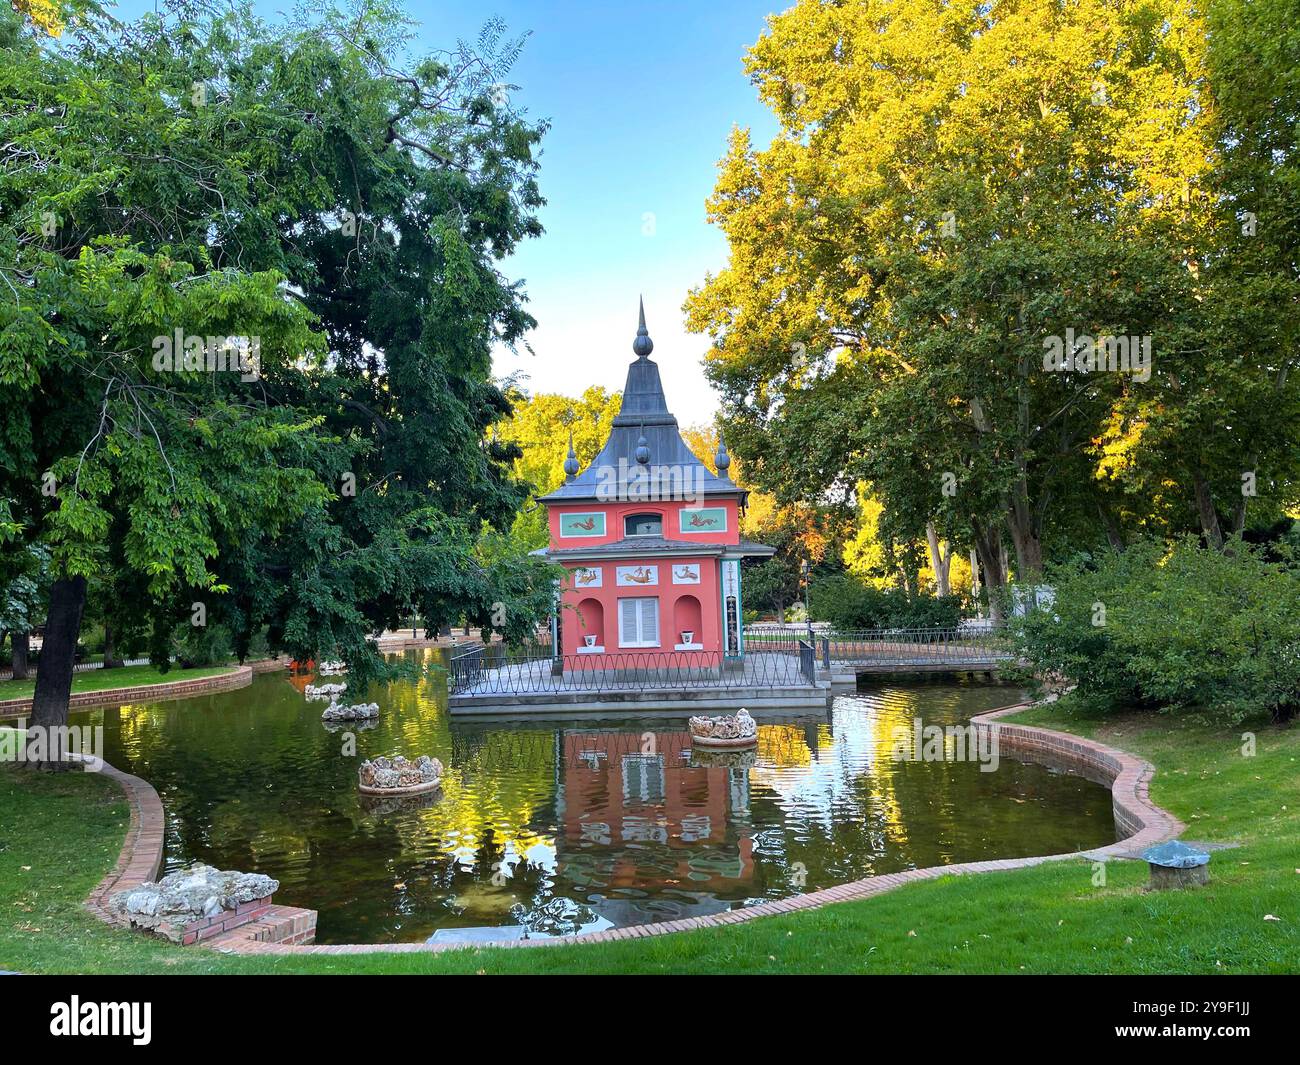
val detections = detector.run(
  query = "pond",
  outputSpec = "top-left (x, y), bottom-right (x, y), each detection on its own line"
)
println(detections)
top-left (70, 652), bottom-right (1116, 944)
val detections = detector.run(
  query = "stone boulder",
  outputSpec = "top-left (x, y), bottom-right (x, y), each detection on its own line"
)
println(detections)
top-left (109, 864), bottom-right (279, 942)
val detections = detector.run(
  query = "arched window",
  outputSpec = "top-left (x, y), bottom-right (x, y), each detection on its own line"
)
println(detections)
top-left (624, 512), bottom-right (662, 537)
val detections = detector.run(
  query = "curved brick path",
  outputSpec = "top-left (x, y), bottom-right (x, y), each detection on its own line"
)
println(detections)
top-left (84, 700), bottom-right (1183, 956)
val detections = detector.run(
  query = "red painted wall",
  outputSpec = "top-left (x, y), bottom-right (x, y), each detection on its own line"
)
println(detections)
top-left (561, 557), bottom-right (719, 654)
top-left (549, 498), bottom-right (739, 656)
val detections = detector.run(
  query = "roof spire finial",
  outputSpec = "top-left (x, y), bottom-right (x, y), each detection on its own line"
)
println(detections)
top-left (714, 430), bottom-right (731, 473)
top-left (632, 295), bottom-right (654, 359)
top-left (563, 429), bottom-right (579, 478)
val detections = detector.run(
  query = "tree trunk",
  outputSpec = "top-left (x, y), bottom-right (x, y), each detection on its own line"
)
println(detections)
top-left (1193, 475), bottom-right (1225, 550)
top-left (1096, 499), bottom-right (1125, 551)
top-left (10, 631), bottom-right (29, 680)
top-left (969, 548), bottom-right (981, 597)
top-left (925, 522), bottom-right (952, 597)
top-left (1005, 491), bottom-right (1043, 579)
top-left (30, 576), bottom-right (88, 765)
top-left (970, 519), bottom-right (1008, 623)
top-left (102, 621), bottom-right (123, 669)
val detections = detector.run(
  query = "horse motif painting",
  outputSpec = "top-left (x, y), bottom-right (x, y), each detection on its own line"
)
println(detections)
top-left (616, 565), bottom-right (658, 586)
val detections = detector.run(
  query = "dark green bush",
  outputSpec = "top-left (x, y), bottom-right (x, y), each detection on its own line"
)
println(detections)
top-left (810, 574), bottom-right (965, 630)
top-left (171, 622), bottom-right (233, 668)
top-left (1015, 538), bottom-right (1300, 722)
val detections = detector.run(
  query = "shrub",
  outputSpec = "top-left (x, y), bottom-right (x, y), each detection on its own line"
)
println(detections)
top-left (810, 574), bottom-right (964, 630)
top-left (1015, 538), bottom-right (1300, 722)
top-left (171, 622), bottom-right (233, 668)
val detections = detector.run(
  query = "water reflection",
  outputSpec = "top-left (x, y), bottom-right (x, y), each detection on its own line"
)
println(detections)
top-left (71, 652), bottom-right (1115, 943)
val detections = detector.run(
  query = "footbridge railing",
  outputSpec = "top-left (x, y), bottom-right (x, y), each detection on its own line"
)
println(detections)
top-left (746, 625), bottom-right (1013, 671)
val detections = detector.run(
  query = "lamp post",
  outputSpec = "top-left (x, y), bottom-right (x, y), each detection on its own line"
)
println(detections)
top-left (800, 558), bottom-right (813, 642)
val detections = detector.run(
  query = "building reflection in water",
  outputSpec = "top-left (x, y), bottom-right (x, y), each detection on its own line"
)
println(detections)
top-left (556, 728), bottom-right (758, 925)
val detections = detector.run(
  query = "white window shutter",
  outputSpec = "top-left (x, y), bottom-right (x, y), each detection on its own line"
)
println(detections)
top-left (620, 599), bottom-right (638, 646)
top-left (618, 597), bottom-right (659, 647)
top-left (641, 598), bottom-right (658, 646)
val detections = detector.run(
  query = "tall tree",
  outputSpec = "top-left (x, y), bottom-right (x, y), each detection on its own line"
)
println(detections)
top-left (1, 1), bottom-right (555, 750)
top-left (685, 0), bottom-right (1254, 583)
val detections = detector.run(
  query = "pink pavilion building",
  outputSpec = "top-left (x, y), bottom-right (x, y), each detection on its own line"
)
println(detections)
top-left (538, 303), bottom-right (774, 664)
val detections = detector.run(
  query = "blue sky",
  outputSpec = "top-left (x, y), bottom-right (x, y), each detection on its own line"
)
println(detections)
top-left (446, 1), bottom-right (782, 427)
top-left (120, 0), bottom-right (784, 426)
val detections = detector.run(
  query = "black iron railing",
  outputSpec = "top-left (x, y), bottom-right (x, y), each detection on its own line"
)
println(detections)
top-left (745, 625), bottom-right (1012, 668)
top-left (449, 647), bottom-right (814, 696)
top-left (798, 640), bottom-right (816, 684)
top-left (448, 643), bottom-right (486, 694)
top-left (824, 625), bottom-right (1011, 665)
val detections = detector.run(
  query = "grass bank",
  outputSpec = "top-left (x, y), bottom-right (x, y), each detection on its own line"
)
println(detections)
top-left (0, 663), bottom-right (237, 703)
top-left (1, 704), bottom-right (1296, 974)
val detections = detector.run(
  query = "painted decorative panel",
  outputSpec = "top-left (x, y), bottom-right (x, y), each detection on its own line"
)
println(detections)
top-left (670, 562), bottom-right (701, 585)
top-left (560, 511), bottom-right (606, 538)
top-left (616, 564), bottom-right (658, 587)
top-left (679, 507), bottom-right (727, 533)
top-left (571, 566), bottom-right (602, 589)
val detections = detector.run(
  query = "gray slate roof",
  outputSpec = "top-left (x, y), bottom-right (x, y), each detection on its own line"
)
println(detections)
top-left (537, 306), bottom-right (744, 504)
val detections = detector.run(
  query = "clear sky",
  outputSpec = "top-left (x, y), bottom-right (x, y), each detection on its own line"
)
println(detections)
top-left (443, 1), bottom-right (782, 428)
top-left (119, 0), bottom-right (784, 426)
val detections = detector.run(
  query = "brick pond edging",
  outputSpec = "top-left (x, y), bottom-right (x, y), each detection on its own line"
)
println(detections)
top-left (82, 751), bottom-right (318, 946)
top-left (84, 761), bottom-right (166, 926)
top-left (84, 700), bottom-right (1183, 957)
top-left (0, 663), bottom-right (262, 719)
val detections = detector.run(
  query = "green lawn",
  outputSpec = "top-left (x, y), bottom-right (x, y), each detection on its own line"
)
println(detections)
top-left (0, 663), bottom-right (237, 703)
top-left (1, 704), bottom-right (1297, 974)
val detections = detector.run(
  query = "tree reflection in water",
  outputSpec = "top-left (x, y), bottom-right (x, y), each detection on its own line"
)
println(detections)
top-left (73, 652), bottom-right (1115, 944)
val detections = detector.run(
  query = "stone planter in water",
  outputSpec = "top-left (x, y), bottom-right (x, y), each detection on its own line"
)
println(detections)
top-left (321, 700), bottom-right (379, 722)
top-left (358, 754), bottom-right (444, 796)
top-left (688, 707), bottom-right (758, 748)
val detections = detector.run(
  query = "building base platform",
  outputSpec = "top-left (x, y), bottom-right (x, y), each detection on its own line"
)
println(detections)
top-left (449, 683), bottom-right (832, 716)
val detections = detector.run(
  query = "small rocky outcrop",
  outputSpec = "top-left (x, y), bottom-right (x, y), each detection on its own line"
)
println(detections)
top-left (358, 754), bottom-right (443, 794)
top-left (688, 707), bottom-right (757, 746)
top-left (321, 700), bottom-right (379, 721)
top-left (317, 661), bottom-right (347, 676)
top-left (109, 864), bottom-right (278, 942)
top-left (304, 682), bottom-right (347, 701)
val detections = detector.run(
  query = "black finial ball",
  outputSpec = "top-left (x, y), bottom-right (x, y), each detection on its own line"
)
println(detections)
top-left (635, 433), bottom-right (651, 465)
top-left (633, 332), bottom-right (654, 359)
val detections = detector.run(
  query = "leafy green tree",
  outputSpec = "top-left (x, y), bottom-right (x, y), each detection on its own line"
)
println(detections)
top-left (685, 0), bottom-right (1274, 586)
top-left (1101, 0), bottom-right (1300, 547)
top-left (0, 1), bottom-right (555, 747)
top-left (494, 386), bottom-right (621, 551)
top-left (0, 542), bottom-right (47, 678)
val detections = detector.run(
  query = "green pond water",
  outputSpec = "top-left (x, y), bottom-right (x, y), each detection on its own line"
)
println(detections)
top-left (70, 651), bottom-right (1116, 944)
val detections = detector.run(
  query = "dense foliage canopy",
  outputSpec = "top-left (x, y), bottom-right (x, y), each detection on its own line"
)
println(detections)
top-left (1, 0), bottom-right (557, 729)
